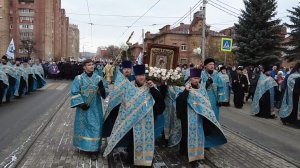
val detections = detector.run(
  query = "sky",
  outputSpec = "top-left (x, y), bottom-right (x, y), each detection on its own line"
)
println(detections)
top-left (61, 0), bottom-right (299, 53)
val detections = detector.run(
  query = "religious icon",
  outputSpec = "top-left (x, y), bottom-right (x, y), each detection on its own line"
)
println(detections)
top-left (145, 44), bottom-right (179, 70)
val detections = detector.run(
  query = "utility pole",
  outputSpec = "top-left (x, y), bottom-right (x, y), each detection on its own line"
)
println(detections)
top-left (142, 29), bottom-right (145, 53)
top-left (201, 0), bottom-right (207, 62)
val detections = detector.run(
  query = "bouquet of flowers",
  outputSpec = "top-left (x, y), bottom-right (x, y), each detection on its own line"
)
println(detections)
top-left (147, 67), bottom-right (185, 86)
top-left (167, 67), bottom-right (185, 86)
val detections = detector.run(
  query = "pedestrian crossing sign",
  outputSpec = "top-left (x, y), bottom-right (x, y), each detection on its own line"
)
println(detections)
top-left (221, 38), bottom-right (233, 52)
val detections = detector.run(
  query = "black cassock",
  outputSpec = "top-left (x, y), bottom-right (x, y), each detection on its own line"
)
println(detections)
top-left (256, 90), bottom-right (272, 118)
top-left (281, 77), bottom-right (300, 127)
top-left (232, 74), bottom-right (248, 108)
top-left (0, 81), bottom-right (5, 104)
top-left (6, 74), bottom-right (16, 102)
top-left (124, 86), bottom-right (165, 164)
top-left (28, 74), bottom-right (34, 93)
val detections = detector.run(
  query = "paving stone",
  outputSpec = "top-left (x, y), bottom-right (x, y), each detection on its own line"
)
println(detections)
top-left (16, 94), bottom-right (299, 168)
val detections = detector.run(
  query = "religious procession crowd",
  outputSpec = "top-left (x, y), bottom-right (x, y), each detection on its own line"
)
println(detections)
top-left (69, 57), bottom-right (300, 167)
top-left (0, 55), bottom-right (46, 104)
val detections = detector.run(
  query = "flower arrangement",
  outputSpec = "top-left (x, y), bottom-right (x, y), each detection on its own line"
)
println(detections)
top-left (147, 67), bottom-right (185, 86)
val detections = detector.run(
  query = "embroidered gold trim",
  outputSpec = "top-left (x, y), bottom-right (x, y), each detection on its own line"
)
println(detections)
top-left (71, 94), bottom-right (81, 99)
top-left (134, 160), bottom-right (153, 166)
top-left (78, 136), bottom-right (100, 141)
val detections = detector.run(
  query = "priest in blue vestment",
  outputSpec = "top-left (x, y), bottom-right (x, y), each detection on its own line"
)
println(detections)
top-left (103, 64), bottom-right (165, 167)
top-left (279, 62), bottom-right (300, 127)
top-left (0, 66), bottom-right (9, 104)
top-left (70, 59), bottom-right (108, 160)
top-left (218, 66), bottom-right (231, 106)
top-left (176, 68), bottom-right (227, 164)
top-left (103, 60), bottom-right (135, 138)
top-left (251, 66), bottom-right (277, 119)
top-left (1, 56), bottom-right (17, 103)
top-left (201, 58), bottom-right (226, 121)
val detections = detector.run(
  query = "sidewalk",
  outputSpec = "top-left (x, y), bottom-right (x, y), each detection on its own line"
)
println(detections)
top-left (16, 95), bottom-right (298, 168)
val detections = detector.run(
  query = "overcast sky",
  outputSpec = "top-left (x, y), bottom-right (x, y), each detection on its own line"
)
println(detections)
top-left (61, 0), bottom-right (298, 53)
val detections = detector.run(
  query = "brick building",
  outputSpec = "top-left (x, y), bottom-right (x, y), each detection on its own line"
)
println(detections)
top-left (0, 0), bottom-right (10, 56)
top-left (68, 24), bottom-right (80, 61)
top-left (10, 0), bottom-right (35, 58)
top-left (4, 0), bottom-right (78, 61)
top-left (144, 12), bottom-right (234, 65)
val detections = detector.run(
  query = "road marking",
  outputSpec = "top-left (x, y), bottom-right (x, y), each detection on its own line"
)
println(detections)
top-left (56, 83), bottom-right (68, 90)
top-left (40, 83), bottom-right (53, 90)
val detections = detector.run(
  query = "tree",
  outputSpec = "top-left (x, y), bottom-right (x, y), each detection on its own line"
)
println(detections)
top-left (20, 39), bottom-right (35, 58)
top-left (102, 45), bottom-right (121, 60)
top-left (284, 4), bottom-right (300, 62)
top-left (235, 0), bottom-right (283, 66)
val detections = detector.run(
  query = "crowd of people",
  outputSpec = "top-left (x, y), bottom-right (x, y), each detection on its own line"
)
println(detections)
top-left (2, 54), bottom-right (299, 166)
top-left (0, 55), bottom-right (46, 104)
top-left (212, 63), bottom-right (300, 128)
top-left (69, 57), bottom-right (299, 167)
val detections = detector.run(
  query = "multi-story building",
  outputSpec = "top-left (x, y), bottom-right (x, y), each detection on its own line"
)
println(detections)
top-left (68, 24), bottom-right (80, 61)
top-left (10, 0), bottom-right (35, 58)
top-left (0, 0), bottom-right (10, 56)
top-left (5, 0), bottom-right (79, 61)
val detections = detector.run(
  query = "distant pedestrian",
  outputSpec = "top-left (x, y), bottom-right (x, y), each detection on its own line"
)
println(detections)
top-left (232, 66), bottom-right (248, 108)
top-left (49, 62), bottom-right (60, 79)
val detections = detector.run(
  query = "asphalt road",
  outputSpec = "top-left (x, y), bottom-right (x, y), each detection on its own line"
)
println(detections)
top-left (0, 80), bottom-right (70, 156)
top-left (220, 99), bottom-right (300, 164)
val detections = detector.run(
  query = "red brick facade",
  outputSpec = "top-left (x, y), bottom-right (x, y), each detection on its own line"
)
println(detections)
top-left (8, 0), bottom-right (76, 61)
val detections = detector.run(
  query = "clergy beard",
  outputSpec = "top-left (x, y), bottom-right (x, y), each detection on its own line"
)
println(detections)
top-left (135, 81), bottom-right (144, 87)
top-left (191, 83), bottom-right (199, 89)
top-left (207, 70), bottom-right (214, 74)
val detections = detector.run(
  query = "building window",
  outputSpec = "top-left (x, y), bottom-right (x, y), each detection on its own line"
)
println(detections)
top-left (19, 8), bottom-right (34, 14)
top-left (20, 16), bottom-right (34, 22)
top-left (19, 24), bottom-right (33, 29)
top-left (181, 44), bottom-right (187, 51)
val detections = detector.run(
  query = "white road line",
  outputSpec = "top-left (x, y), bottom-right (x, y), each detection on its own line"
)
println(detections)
top-left (56, 83), bottom-right (68, 90)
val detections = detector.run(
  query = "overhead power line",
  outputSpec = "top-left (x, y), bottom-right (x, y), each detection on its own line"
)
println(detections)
top-left (171, 0), bottom-right (203, 27)
top-left (209, 0), bottom-right (240, 16)
top-left (208, 2), bottom-right (239, 18)
top-left (115, 0), bottom-right (161, 44)
top-left (66, 13), bottom-right (184, 19)
top-left (213, 0), bottom-right (241, 12)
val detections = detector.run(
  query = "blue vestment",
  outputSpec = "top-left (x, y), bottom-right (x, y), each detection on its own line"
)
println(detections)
top-left (279, 72), bottom-right (300, 120)
top-left (251, 73), bottom-right (278, 115)
top-left (70, 72), bottom-right (108, 152)
top-left (104, 78), bottom-right (156, 166)
top-left (201, 70), bottom-right (226, 121)
top-left (103, 71), bottom-right (135, 139)
top-left (172, 84), bottom-right (227, 162)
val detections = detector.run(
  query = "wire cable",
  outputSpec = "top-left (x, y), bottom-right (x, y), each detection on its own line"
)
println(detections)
top-left (115, 0), bottom-right (161, 44)
top-left (213, 0), bottom-right (241, 12)
top-left (207, 2), bottom-right (239, 18)
top-left (209, 0), bottom-right (240, 16)
top-left (171, 0), bottom-right (203, 27)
